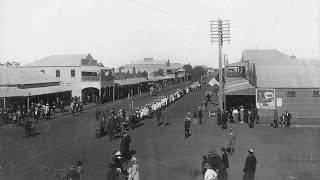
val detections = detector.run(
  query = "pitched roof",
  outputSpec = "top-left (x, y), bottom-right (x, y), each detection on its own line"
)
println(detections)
top-left (255, 59), bottom-right (320, 88)
top-left (23, 54), bottom-right (92, 67)
top-left (242, 49), bottom-right (294, 62)
top-left (131, 59), bottom-right (167, 65)
top-left (227, 61), bottom-right (248, 67)
top-left (0, 67), bottom-right (60, 85)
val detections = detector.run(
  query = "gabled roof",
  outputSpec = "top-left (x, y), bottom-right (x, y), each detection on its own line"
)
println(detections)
top-left (131, 59), bottom-right (167, 65)
top-left (0, 67), bottom-right (60, 85)
top-left (242, 49), bottom-right (294, 62)
top-left (255, 59), bottom-right (320, 88)
top-left (23, 54), bottom-right (93, 67)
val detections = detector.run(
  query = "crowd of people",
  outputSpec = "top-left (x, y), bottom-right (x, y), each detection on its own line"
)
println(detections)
top-left (272, 109), bottom-right (292, 128)
top-left (104, 82), bottom-right (202, 180)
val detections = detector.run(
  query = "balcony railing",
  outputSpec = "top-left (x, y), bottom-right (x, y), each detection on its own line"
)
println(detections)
top-left (227, 72), bottom-right (245, 78)
top-left (81, 76), bottom-right (100, 82)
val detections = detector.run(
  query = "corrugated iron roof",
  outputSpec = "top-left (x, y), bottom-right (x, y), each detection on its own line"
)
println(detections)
top-left (23, 54), bottom-right (91, 67)
top-left (0, 67), bottom-right (60, 85)
top-left (242, 49), bottom-right (293, 62)
top-left (0, 86), bottom-right (71, 97)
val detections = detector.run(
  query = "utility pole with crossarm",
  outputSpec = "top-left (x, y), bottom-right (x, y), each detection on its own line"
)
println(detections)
top-left (210, 19), bottom-right (230, 111)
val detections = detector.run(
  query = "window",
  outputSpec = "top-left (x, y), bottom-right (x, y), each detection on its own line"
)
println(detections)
top-left (313, 91), bottom-right (320, 97)
top-left (40, 70), bottom-right (45, 73)
top-left (56, 70), bottom-right (60, 77)
top-left (71, 69), bottom-right (75, 77)
top-left (287, 91), bottom-right (296, 97)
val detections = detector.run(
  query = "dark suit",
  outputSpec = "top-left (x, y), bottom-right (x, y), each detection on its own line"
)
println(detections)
top-left (222, 112), bottom-right (228, 129)
top-left (222, 152), bottom-right (229, 169)
top-left (184, 119), bottom-right (191, 138)
top-left (285, 113), bottom-right (291, 127)
top-left (198, 110), bottom-right (203, 125)
top-left (242, 155), bottom-right (257, 180)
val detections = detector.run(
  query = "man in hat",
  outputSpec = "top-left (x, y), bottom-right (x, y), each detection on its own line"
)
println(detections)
top-left (106, 162), bottom-right (118, 180)
top-left (242, 149), bottom-right (257, 180)
top-left (227, 128), bottom-right (236, 156)
top-left (221, 147), bottom-right (229, 171)
top-left (198, 107), bottom-right (203, 125)
top-left (285, 110), bottom-right (292, 127)
top-left (156, 108), bottom-right (162, 126)
top-left (273, 109), bottom-right (279, 128)
top-left (184, 112), bottom-right (191, 138)
top-left (108, 117), bottom-right (116, 141)
top-left (76, 161), bottom-right (85, 180)
top-left (222, 110), bottom-right (228, 130)
top-left (204, 163), bottom-right (218, 180)
top-left (123, 131), bottom-right (131, 161)
top-left (113, 151), bottom-right (123, 172)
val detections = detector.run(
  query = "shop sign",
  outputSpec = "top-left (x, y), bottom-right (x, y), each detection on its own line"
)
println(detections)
top-left (228, 87), bottom-right (256, 95)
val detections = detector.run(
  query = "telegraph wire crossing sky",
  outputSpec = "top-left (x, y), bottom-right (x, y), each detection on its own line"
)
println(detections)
top-left (0, 0), bottom-right (319, 68)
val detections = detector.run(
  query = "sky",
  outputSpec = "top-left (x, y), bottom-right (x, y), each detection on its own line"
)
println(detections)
top-left (0, 0), bottom-right (319, 68)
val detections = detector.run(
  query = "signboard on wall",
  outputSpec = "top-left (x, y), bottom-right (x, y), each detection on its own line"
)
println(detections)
top-left (225, 87), bottom-right (256, 96)
top-left (256, 89), bottom-right (275, 109)
top-left (276, 98), bottom-right (282, 107)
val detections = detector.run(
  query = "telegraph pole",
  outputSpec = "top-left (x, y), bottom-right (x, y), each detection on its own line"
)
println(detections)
top-left (210, 19), bottom-right (230, 111)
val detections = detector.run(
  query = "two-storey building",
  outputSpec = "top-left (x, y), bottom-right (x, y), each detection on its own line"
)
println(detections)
top-left (23, 54), bottom-right (114, 102)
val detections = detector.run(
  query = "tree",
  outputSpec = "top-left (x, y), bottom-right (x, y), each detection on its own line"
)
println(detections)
top-left (183, 64), bottom-right (192, 74)
top-left (141, 71), bottom-right (148, 78)
top-left (125, 70), bottom-right (131, 79)
top-left (192, 66), bottom-right (206, 81)
top-left (0, 61), bottom-right (20, 67)
top-left (158, 69), bottom-right (164, 76)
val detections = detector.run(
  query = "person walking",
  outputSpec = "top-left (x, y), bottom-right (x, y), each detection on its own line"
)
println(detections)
top-left (76, 161), bottom-right (85, 180)
top-left (198, 107), bottom-right (203, 125)
top-left (217, 109), bottom-right (222, 125)
top-left (273, 109), bottom-right (279, 128)
top-left (45, 103), bottom-right (50, 120)
top-left (71, 101), bottom-right (75, 117)
top-left (242, 149), bottom-right (257, 180)
top-left (130, 157), bottom-right (140, 180)
top-left (193, 107), bottom-right (198, 124)
top-left (204, 163), bottom-right (218, 180)
top-left (285, 111), bottom-right (292, 127)
top-left (106, 163), bottom-right (118, 180)
top-left (184, 112), bottom-right (191, 138)
top-left (221, 147), bottom-right (229, 178)
top-left (156, 108), bottom-right (162, 126)
top-left (227, 128), bottom-right (236, 156)
top-left (239, 106), bottom-right (244, 123)
top-left (222, 110), bottom-right (228, 130)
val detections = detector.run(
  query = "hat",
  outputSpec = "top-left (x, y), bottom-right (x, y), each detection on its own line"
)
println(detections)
top-left (116, 168), bottom-right (121, 174)
top-left (203, 163), bottom-right (211, 169)
top-left (221, 147), bottom-right (226, 151)
top-left (131, 157), bottom-right (138, 163)
top-left (77, 161), bottom-right (83, 166)
top-left (248, 149), bottom-right (254, 154)
top-left (115, 151), bottom-right (121, 156)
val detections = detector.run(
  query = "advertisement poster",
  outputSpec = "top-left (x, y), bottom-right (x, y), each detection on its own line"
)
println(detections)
top-left (277, 98), bottom-right (282, 107)
top-left (256, 89), bottom-right (275, 109)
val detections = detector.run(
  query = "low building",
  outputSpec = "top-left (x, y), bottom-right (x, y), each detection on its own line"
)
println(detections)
top-left (23, 54), bottom-right (115, 102)
top-left (0, 67), bottom-right (71, 109)
top-left (223, 49), bottom-right (320, 120)
top-left (122, 58), bottom-right (186, 82)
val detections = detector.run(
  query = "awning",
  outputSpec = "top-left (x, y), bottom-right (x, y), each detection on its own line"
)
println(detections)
top-left (0, 86), bottom-right (71, 98)
top-left (224, 80), bottom-right (256, 95)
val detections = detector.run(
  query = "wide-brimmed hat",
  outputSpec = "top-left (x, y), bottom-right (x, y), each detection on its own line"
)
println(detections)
top-left (114, 151), bottom-right (121, 156)
top-left (248, 149), bottom-right (254, 154)
top-left (116, 168), bottom-right (121, 174)
top-left (203, 163), bottom-right (211, 169)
